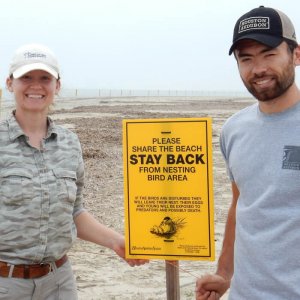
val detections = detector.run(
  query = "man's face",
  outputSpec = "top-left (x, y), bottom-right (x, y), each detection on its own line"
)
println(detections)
top-left (235, 40), bottom-right (295, 101)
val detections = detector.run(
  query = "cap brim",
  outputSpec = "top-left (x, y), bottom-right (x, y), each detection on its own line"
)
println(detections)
top-left (12, 63), bottom-right (59, 79)
top-left (229, 34), bottom-right (283, 55)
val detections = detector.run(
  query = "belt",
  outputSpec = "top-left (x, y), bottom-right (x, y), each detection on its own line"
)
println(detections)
top-left (0, 255), bottom-right (68, 279)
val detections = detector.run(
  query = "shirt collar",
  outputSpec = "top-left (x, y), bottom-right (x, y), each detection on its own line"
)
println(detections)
top-left (46, 117), bottom-right (59, 139)
top-left (7, 110), bottom-right (58, 141)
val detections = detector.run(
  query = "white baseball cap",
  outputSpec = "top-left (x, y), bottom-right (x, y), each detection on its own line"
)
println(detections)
top-left (9, 43), bottom-right (60, 79)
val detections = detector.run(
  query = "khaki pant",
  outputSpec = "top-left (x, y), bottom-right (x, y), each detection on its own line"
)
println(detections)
top-left (0, 260), bottom-right (78, 300)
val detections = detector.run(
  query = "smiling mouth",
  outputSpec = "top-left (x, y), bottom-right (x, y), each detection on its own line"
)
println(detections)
top-left (255, 79), bottom-right (271, 85)
top-left (26, 94), bottom-right (45, 99)
top-left (252, 77), bottom-right (275, 88)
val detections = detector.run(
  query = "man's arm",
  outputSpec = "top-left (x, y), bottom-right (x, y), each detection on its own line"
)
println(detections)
top-left (216, 181), bottom-right (239, 279)
top-left (195, 182), bottom-right (239, 299)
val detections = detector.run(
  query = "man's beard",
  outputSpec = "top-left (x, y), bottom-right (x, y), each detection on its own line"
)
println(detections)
top-left (242, 58), bottom-right (295, 102)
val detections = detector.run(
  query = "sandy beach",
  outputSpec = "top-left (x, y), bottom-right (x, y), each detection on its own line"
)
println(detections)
top-left (1, 96), bottom-right (255, 299)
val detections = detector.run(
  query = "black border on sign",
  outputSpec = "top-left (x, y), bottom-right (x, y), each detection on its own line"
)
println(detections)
top-left (124, 119), bottom-right (213, 259)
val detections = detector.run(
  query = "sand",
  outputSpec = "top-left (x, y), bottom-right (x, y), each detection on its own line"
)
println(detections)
top-left (1, 96), bottom-right (255, 299)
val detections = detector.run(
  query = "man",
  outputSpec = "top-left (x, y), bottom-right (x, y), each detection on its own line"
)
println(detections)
top-left (195, 6), bottom-right (300, 300)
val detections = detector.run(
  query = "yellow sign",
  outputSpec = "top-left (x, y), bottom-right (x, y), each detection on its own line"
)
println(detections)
top-left (123, 118), bottom-right (214, 261)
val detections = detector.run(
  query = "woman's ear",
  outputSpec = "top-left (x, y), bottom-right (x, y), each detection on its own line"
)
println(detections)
top-left (55, 79), bottom-right (61, 95)
top-left (6, 77), bottom-right (13, 92)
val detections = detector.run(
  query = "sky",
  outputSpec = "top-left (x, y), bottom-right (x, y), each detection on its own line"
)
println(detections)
top-left (0, 0), bottom-right (299, 92)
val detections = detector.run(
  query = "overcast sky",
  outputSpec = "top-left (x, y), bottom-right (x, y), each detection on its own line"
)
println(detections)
top-left (0, 0), bottom-right (299, 92)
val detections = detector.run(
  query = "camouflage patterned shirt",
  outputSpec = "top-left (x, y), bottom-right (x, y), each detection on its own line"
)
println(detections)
top-left (0, 112), bottom-right (85, 264)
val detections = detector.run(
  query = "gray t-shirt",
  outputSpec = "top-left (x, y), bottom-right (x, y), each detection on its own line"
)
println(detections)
top-left (220, 102), bottom-right (300, 299)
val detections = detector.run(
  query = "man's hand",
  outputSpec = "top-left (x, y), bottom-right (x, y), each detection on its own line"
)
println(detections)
top-left (195, 274), bottom-right (230, 300)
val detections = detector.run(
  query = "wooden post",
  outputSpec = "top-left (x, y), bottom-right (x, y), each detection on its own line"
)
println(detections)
top-left (165, 260), bottom-right (180, 300)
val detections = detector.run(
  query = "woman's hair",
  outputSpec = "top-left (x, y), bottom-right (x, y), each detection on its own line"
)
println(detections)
top-left (9, 73), bottom-right (61, 80)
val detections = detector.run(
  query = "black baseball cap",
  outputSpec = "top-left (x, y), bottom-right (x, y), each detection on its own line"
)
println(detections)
top-left (229, 6), bottom-right (298, 55)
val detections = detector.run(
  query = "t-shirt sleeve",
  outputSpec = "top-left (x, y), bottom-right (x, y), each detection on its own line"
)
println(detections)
top-left (219, 129), bottom-right (235, 182)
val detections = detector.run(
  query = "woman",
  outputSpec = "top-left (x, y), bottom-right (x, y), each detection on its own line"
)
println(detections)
top-left (0, 43), bottom-right (147, 299)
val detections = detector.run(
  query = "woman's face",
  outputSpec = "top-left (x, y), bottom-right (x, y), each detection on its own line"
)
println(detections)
top-left (6, 69), bottom-right (60, 114)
